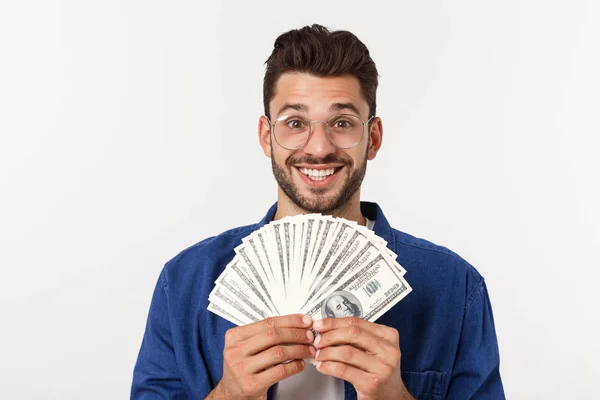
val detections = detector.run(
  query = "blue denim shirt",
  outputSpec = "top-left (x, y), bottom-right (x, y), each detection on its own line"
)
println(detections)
top-left (131, 202), bottom-right (504, 399)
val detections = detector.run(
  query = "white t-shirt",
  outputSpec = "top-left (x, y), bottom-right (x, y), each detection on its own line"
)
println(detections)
top-left (273, 217), bottom-right (375, 400)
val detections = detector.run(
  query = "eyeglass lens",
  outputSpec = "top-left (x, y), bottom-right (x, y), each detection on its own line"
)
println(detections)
top-left (273, 114), bottom-right (365, 150)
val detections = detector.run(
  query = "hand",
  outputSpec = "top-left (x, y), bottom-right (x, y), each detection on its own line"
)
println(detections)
top-left (312, 317), bottom-right (413, 400)
top-left (207, 314), bottom-right (316, 400)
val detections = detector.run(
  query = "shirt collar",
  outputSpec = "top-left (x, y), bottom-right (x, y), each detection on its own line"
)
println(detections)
top-left (256, 201), bottom-right (395, 253)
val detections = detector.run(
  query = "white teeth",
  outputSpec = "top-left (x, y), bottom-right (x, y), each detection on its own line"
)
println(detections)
top-left (299, 167), bottom-right (336, 179)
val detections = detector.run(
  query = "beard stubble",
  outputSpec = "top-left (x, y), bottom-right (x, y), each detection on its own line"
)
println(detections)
top-left (271, 146), bottom-right (368, 214)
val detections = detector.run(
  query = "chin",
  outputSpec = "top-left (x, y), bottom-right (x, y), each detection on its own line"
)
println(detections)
top-left (296, 196), bottom-right (340, 213)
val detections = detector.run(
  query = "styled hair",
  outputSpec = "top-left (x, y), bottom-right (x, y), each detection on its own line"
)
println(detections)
top-left (263, 24), bottom-right (378, 119)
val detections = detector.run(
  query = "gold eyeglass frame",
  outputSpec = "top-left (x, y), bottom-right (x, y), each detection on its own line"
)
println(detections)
top-left (266, 113), bottom-right (375, 150)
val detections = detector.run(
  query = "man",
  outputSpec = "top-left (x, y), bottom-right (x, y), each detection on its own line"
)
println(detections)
top-left (131, 25), bottom-right (504, 399)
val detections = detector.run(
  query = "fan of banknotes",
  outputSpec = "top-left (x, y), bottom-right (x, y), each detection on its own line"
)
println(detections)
top-left (208, 214), bottom-right (412, 326)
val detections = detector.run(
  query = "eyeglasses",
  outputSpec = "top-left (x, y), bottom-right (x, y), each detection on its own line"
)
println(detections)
top-left (267, 113), bottom-right (375, 150)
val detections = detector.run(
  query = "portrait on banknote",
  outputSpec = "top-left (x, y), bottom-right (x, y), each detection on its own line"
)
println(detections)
top-left (321, 291), bottom-right (362, 318)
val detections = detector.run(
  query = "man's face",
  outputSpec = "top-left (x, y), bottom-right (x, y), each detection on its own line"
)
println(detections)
top-left (328, 295), bottom-right (356, 318)
top-left (259, 73), bottom-right (381, 214)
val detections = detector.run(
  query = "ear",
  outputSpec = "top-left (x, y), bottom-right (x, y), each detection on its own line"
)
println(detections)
top-left (258, 116), bottom-right (272, 158)
top-left (366, 117), bottom-right (383, 160)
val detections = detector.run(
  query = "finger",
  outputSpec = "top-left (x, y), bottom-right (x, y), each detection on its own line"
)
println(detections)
top-left (256, 359), bottom-right (306, 387)
top-left (247, 344), bottom-right (316, 373)
top-left (315, 345), bottom-right (388, 375)
top-left (225, 314), bottom-right (312, 344)
top-left (313, 317), bottom-right (399, 346)
top-left (316, 360), bottom-right (378, 393)
top-left (314, 325), bottom-right (393, 357)
top-left (244, 327), bottom-right (315, 356)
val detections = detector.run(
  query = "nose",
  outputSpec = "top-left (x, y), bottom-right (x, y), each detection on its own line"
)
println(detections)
top-left (302, 121), bottom-right (337, 157)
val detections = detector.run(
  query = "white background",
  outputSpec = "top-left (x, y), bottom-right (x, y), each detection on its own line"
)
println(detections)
top-left (1, 0), bottom-right (599, 398)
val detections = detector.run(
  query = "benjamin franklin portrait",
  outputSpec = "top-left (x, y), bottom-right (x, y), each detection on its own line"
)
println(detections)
top-left (322, 291), bottom-right (363, 318)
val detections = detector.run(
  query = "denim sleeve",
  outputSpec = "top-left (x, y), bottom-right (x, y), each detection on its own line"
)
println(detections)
top-left (131, 270), bottom-right (189, 400)
top-left (446, 279), bottom-right (505, 399)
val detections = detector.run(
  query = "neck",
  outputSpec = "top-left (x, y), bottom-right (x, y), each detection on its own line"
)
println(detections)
top-left (273, 189), bottom-right (366, 226)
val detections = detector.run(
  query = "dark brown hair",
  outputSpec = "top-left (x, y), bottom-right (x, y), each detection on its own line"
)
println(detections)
top-left (263, 24), bottom-right (379, 119)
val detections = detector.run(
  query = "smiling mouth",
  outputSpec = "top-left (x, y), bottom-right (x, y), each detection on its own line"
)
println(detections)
top-left (296, 167), bottom-right (342, 181)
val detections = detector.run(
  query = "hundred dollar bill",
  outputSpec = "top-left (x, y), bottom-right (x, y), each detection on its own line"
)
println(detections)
top-left (304, 220), bottom-right (354, 295)
top-left (210, 271), bottom-right (271, 320)
top-left (297, 218), bottom-right (313, 304)
top-left (301, 229), bottom-right (370, 309)
top-left (209, 285), bottom-right (261, 324)
top-left (303, 253), bottom-right (412, 322)
top-left (309, 239), bottom-right (381, 304)
top-left (217, 259), bottom-right (274, 317)
top-left (283, 221), bottom-right (291, 285)
top-left (289, 217), bottom-right (305, 309)
top-left (207, 301), bottom-right (246, 326)
top-left (301, 217), bottom-right (335, 292)
top-left (241, 235), bottom-right (273, 286)
top-left (247, 229), bottom-right (281, 303)
top-left (270, 223), bottom-right (288, 300)
top-left (261, 224), bottom-right (288, 310)
top-left (234, 243), bottom-right (278, 314)
top-left (358, 225), bottom-right (407, 276)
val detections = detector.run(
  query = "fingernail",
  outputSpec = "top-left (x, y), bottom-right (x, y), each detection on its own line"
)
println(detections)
top-left (315, 349), bottom-right (320, 359)
top-left (302, 314), bottom-right (312, 325)
top-left (301, 360), bottom-right (305, 367)
top-left (306, 330), bottom-right (314, 341)
top-left (316, 361), bottom-right (322, 369)
top-left (310, 346), bottom-right (316, 356)
top-left (314, 334), bottom-right (321, 347)
top-left (313, 319), bottom-right (323, 329)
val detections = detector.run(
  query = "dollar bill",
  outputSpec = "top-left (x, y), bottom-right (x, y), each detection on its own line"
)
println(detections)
top-left (303, 253), bottom-right (412, 322)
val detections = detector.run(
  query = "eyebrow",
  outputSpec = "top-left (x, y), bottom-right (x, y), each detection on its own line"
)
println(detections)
top-left (328, 102), bottom-right (362, 117)
top-left (276, 102), bottom-right (363, 118)
top-left (276, 103), bottom-right (309, 117)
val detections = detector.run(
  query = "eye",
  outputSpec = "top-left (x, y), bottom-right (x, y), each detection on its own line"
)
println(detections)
top-left (286, 119), bottom-right (306, 129)
top-left (331, 119), bottom-right (354, 129)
